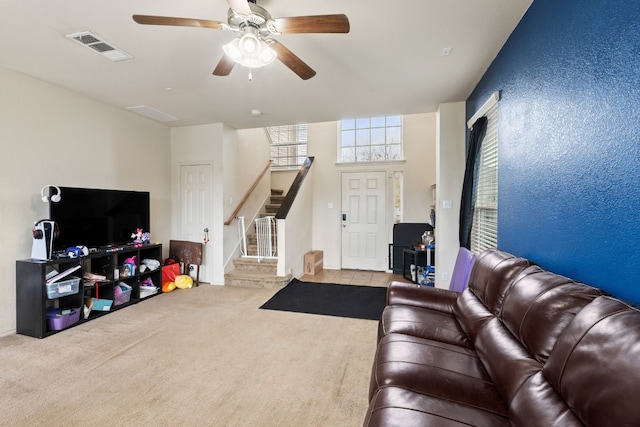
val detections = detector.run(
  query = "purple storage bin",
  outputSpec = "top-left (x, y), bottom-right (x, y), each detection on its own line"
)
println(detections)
top-left (46, 308), bottom-right (80, 331)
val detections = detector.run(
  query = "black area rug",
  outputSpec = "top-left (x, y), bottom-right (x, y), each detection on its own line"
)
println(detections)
top-left (259, 279), bottom-right (387, 321)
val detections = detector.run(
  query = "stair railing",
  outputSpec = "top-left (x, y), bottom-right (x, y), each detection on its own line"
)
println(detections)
top-left (237, 215), bottom-right (277, 260)
top-left (225, 160), bottom-right (273, 226)
top-left (238, 216), bottom-right (249, 257)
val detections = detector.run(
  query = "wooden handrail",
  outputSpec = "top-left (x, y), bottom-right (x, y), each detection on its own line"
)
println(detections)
top-left (224, 160), bottom-right (273, 225)
top-left (275, 157), bottom-right (314, 220)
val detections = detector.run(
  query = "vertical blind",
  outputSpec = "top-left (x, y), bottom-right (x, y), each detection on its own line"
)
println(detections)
top-left (470, 101), bottom-right (498, 253)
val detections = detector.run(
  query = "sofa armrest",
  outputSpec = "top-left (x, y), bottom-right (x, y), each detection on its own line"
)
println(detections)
top-left (387, 281), bottom-right (460, 314)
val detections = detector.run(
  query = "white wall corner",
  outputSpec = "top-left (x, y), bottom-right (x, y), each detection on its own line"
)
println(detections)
top-left (435, 102), bottom-right (466, 289)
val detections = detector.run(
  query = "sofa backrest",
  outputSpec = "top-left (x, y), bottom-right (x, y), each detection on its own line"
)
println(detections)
top-left (467, 248), bottom-right (532, 315)
top-left (499, 265), bottom-right (602, 363)
top-left (509, 296), bottom-right (640, 426)
top-left (454, 249), bottom-right (531, 342)
top-left (459, 252), bottom-right (603, 408)
top-left (543, 296), bottom-right (640, 426)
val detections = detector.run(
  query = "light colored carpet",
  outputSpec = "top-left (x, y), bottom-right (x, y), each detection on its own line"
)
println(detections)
top-left (0, 273), bottom-right (400, 426)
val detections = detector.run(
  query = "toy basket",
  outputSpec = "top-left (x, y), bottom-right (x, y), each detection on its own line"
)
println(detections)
top-left (46, 307), bottom-right (80, 331)
top-left (46, 276), bottom-right (80, 299)
top-left (114, 283), bottom-right (132, 306)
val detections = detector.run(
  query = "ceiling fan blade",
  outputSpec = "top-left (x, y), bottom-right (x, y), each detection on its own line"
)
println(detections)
top-left (132, 15), bottom-right (225, 30)
top-left (270, 40), bottom-right (316, 80)
top-left (213, 54), bottom-right (236, 76)
top-left (273, 14), bottom-right (350, 34)
top-left (227, 0), bottom-right (252, 16)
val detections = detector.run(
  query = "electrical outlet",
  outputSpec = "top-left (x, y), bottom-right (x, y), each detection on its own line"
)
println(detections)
top-left (442, 272), bottom-right (449, 281)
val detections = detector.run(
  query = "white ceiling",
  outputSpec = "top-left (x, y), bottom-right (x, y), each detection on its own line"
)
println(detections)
top-left (0, 0), bottom-right (532, 129)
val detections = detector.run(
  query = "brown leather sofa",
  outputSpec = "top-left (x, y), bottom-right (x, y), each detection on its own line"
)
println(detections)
top-left (364, 248), bottom-right (640, 426)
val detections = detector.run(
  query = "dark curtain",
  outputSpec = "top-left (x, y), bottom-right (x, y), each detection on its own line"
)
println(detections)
top-left (459, 116), bottom-right (488, 249)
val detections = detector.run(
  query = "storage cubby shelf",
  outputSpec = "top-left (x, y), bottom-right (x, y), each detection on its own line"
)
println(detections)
top-left (16, 243), bottom-right (162, 338)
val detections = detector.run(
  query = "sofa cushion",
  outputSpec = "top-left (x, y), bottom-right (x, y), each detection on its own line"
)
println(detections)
top-left (449, 246), bottom-right (476, 292)
top-left (508, 371), bottom-right (584, 426)
top-left (386, 281), bottom-right (459, 313)
top-left (364, 386), bottom-right (511, 427)
top-left (369, 333), bottom-right (507, 414)
top-left (453, 249), bottom-right (531, 343)
top-left (542, 296), bottom-right (640, 426)
top-left (473, 316), bottom-right (542, 404)
top-left (466, 248), bottom-right (531, 316)
top-left (452, 288), bottom-right (495, 343)
top-left (499, 265), bottom-right (602, 363)
top-left (379, 305), bottom-right (471, 348)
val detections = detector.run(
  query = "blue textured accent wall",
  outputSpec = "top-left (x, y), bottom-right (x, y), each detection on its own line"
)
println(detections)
top-left (467, 0), bottom-right (640, 305)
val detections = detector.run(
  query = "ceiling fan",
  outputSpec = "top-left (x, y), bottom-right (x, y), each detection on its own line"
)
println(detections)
top-left (133, 0), bottom-right (350, 80)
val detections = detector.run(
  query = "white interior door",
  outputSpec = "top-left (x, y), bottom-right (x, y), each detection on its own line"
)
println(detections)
top-left (180, 164), bottom-right (211, 282)
top-left (341, 171), bottom-right (387, 271)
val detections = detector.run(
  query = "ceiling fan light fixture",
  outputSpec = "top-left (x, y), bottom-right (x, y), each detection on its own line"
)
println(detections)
top-left (240, 33), bottom-right (258, 53)
top-left (223, 31), bottom-right (277, 69)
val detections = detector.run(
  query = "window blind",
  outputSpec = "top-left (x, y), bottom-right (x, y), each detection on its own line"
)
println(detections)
top-left (267, 124), bottom-right (308, 170)
top-left (470, 101), bottom-right (498, 253)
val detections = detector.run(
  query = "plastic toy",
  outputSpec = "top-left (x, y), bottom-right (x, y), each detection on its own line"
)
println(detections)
top-left (131, 228), bottom-right (150, 247)
top-left (175, 275), bottom-right (193, 289)
top-left (162, 281), bottom-right (176, 292)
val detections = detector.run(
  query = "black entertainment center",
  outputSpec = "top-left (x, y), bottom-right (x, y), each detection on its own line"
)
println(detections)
top-left (16, 187), bottom-right (162, 338)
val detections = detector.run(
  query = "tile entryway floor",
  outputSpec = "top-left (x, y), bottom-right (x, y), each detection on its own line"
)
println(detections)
top-left (299, 269), bottom-right (412, 287)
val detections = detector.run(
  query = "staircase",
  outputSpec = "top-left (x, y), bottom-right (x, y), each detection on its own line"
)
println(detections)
top-left (224, 189), bottom-right (292, 289)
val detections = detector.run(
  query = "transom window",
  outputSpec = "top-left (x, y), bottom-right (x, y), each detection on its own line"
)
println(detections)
top-left (339, 115), bottom-right (403, 163)
top-left (267, 124), bottom-right (308, 170)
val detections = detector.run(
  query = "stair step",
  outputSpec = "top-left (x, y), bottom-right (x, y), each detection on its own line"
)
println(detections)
top-left (243, 247), bottom-right (277, 258)
top-left (265, 204), bottom-right (280, 213)
top-left (270, 195), bottom-right (285, 204)
top-left (271, 189), bottom-right (284, 195)
top-left (246, 234), bottom-right (277, 244)
top-left (232, 257), bottom-right (278, 274)
top-left (224, 271), bottom-right (291, 289)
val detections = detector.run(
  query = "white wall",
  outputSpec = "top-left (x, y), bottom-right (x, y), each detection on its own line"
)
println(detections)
top-left (271, 171), bottom-right (296, 194)
top-left (278, 166), bottom-right (314, 277)
top-left (308, 113), bottom-right (437, 270)
top-left (223, 128), bottom-right (271, 272)
top-left (170, 124), bottom-right (271, 284)
top-left (435, 102), bottom-right (466, 288)
top-left (1, 67), bottom-right (171, 336)
top-left (170, 123), bottom-right (224, 284)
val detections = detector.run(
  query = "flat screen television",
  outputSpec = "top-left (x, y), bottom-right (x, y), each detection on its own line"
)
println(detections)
top-left (49, 187), bottom-right (150, 252)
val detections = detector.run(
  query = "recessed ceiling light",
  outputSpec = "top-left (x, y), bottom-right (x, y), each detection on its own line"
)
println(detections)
top-left (251, 109), bottom-right (262, 117)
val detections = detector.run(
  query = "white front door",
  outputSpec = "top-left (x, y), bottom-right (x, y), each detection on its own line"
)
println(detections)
top-left (180, 164), bottom-right (212, 282)
top-left (341, 171), bottom-right (387, 271)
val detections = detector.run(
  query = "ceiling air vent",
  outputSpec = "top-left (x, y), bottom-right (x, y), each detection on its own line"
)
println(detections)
top-left (126, 105), bottom-right (179, 123)
top-left (65, 31), bottom-right (132, 62)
